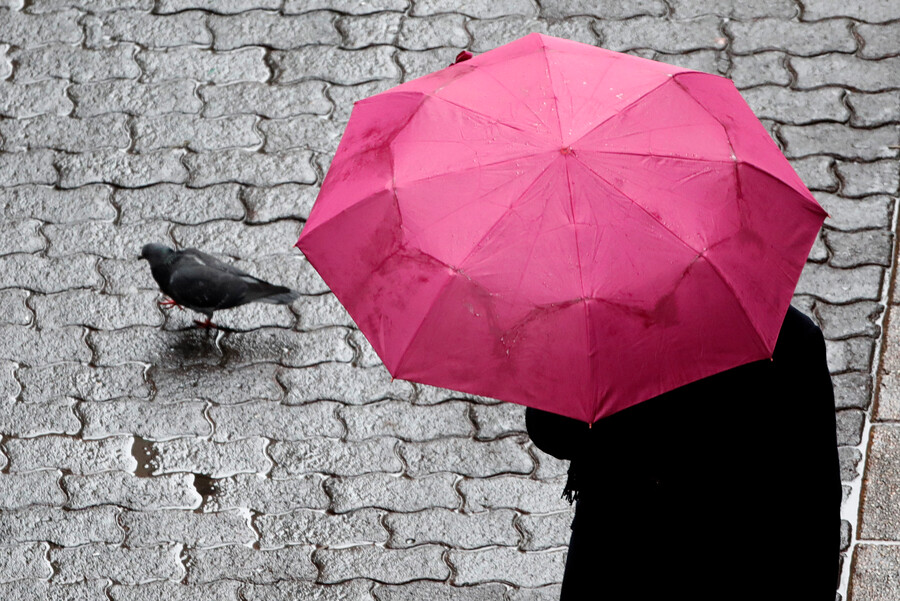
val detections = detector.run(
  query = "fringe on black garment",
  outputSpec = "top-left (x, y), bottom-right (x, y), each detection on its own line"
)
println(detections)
top-left (562, 460), bottom-right (579, 504)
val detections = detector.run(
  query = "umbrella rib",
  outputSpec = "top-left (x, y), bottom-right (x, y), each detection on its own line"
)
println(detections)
top-left (393, 150), bottom-right (553, 188)
top-left (572, 156), bottom-right (771, 357)
top-left (466, 58), bottom-right (559, 137)
top-left (537, 37), bottom-right (564, 142)
top-left (428, 94), bottom-right (538, 136)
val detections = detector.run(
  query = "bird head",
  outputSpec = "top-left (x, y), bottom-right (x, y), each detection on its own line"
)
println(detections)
top-left (139, 243), bottom-right (176, 265)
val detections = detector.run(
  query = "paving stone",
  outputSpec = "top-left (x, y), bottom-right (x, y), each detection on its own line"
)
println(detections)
top-left (139, 47), bottom-right (269, 86)
top-left (0, 80), bottom-right (72, 118)
top-left (0, 184), bottom-right (115, 223)
top-left (401, 438), bottom-right (533, 478)
top-left (396, 14), bottom-right (468, 51)
top-left (836, 160), bottom-right (900, 197)
top-left (0, 219), bottom-right (43, 253)
top-left (185, 149), bottom-right (316, 186)
top-left (121, 507), bottom-right (254, 548)
top-left (795, 263), bottom-right (882, 303)
top-left (792, 55), bottom-right (900, 92)
top-left (808, 230), bottom-right (829, 262)
top-left (157, 0), bottom-right (280, 12)
top-left (243, 183), bottom-right (318, 223)
top-left (337, 12), bottom-right (402, 49)
top-left (65, 471), bottom-right (201, 510)
top-left (470, 403), bottom-right (526, 440)
top-left (209, 400), bottom-right (341, 442)
top-left (342, 400), bottom-right (472, 441)
top-left (832, 372), bottom-right (872, 410)
top-left (857, 23), bottom-right (900, 60)
top-left (740, 87), bottom-right (848, 125)
top-left (32, 290), bottom-right (161, 330)
top-left (460, 475), bottom-right (571, 513)
top-left (827, 337), bottom-right (875, 374)
top-left (12, 43), bottom-right (140, 83)
top-left (817, 301), bottom-right (883, 339)
top-left (133, 114), bottom-right (260, 153)
top-left (89, 327), bottom-right (226, 367)
top-left (174, 220), bottom-right (299, 258)
top-left (152, 363), bottom-right (281, 404)
top-left (817, 193), bottom-right (894, 231)
top-left (349, 329), bottom-right (389, 369)
top-left (669, 0), bottom-right (797, 18)
top-left (860, 426), bottom-right (900, 539)
top-left (449, 547), bottom-right (566, 587)
top-left (790, 156), bottom-right (837, 191)
top-left (519, 511), bottom-right (573, 551)
top-left (150, 437), bottom-right (271, 478)
top-left (117, 184), bottom-right (243, 225)
top-left (0, 9), bottom-right (82, 46)
top-left (506, 585), bottom-right (563, 601)
top-left (851, 545), bottom-right (900, 601)
top-left (397, 48), bottom-right (462, 81)
top-left (0, 398), bottom-right (80, 437)
top-left (840, 446), bottom-right (862, 482)
top-left (0, 505), bottom-right (122, 546)
top-left (221, 327), bottom-right (353, 367)
top-left (596, 16), bottom-right (721, 53)
top-left (44, 220), bottom-right (171, 259)
top-left (387, 508), bottom-right (519, 549)
top-left (0, 543), bottom-right (51, 582)
top-left (5, 435), bottom-right (134, 474)
top-left (825, 230), bottom-right (893, 268)
top-left (876, 316), bottom-right (900, 419)
top-left (413, 0), bottom-right (535, 18)
top-left (71, 80), bottom-right (201, 118)
top-left (0, 290), bottom-right (30, 326)
top-left (328, 80), bottom-right (398, 121)
top-left (99, 258), bottom-right (159, 295)
top-left (413, 382), bottom-right (494, 406)
top-left (728, 19), bottom-right (855, 57)
top-left (286, 0), bottom-right (408, 13)
top-left (29, 0), bottom-right (151, 10)
top-left (374, 581), bottom-right (508, 601)
top-left (270, 436), bottom-right (402, 477)
top-left (280, 363), bottom-right (413, 405)
top-left (201, 81), bottom-right (330, 119)
top-left (201, 473), bottom-right (329, 513)
top-left (0, 470), bottom-right (65, 510)
top-left (782, 124), bottom-right (898, 161)
top-left (260, 114), bottom-right (344, 153)
top-left (318, 543), bottom-right (449, 584)
top-left (51, 542), bottom-right (183, 584)
top-left (57, 150), bottom-right (188, 188)
top-left (109, 580), bottom-right (242, 601)
top-left (0, 326), bottom-right (90, 365)
top-left (469, 16), bottom-right (596, 53)
top-left (244, 580), bottom-right (375, 601)
top-left (836, 409), bottom-right (865, 446)
top-left (293, 292), bottom-right (356, 329)
top-left (85, 10), bottom-right (211, 49)
top-left (531, 446), bottom-right (571, 480)
top-left (652, 50), bottom-right (723, 75)
top-left (272, 46), bottom-right (400, 85)
top-left (801, 0), bottom-right (897, 23)
top-left (0, 579), bottom-right (108, 601)
top-left (730, 52), bottom-right (791, 88)
top-left (848, 92), bottom-right (900, 127)
top-left (0, 149), bottom-right (56, 185)
top-left (256, 507), bottom-right (388, 548)
top-left (209, 11), bottom-right (339, 51)
top-left (540, 0), bottom-right (664, 17)
top-left (326, 472), bottom-right (460, 513)
top-left (185, 544), bottom-right (316, 584)
top-left (80, 399), bottom-right (209, 440)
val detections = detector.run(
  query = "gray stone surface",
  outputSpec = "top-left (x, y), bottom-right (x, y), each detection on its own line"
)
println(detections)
top-left (50, 543), bottom-right (183, 584)
top-left (728, 19), bottom-right (856, 56)
top-left (326, 472), bottom-right (460, 513)
top-left (848, 92), bottom-right (900, 127)
top-left (851, 545), bottom-right (900, 601)
top-left (64, 471), bottom-right (201, 510)
top-left (184, 544), bottom-right (317, 584)
top-left (836, 160), bottom-right (900, 197)
top-left (200, 81), bottom-right (331, 119)
top-left (386, 508), bottom-right (519, 549)
top-left (256, 507), bottom-right (388, 548)
top-left (200, 473), bottom-right (329, 513)
top-left (317, 544), bottom-right (449, 583)
top-left (121, 508), bottom-right (255, 548)
top-left (860, 426), bottom-right (900, 540)
top-left (449, 547), bottom-right (567, 587)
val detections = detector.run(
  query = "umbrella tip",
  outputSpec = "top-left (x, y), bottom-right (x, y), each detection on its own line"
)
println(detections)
top-left (453, 50), bottom-right (473, 65)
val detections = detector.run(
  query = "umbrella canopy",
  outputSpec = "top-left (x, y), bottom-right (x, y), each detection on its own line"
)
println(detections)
top-left (296, 33), bottom-right (826, 424)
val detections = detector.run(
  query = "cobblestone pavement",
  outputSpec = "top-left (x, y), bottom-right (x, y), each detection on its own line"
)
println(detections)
top-left (0, 1), bottom-right (897, 600)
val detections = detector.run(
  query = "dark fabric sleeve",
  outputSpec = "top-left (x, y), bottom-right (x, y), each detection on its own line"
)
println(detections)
top-left (524, 406), bottom-right (590, 461)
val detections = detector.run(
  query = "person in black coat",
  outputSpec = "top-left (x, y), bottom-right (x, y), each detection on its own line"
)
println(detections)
top-left (525, 306), bottom-right (841, 600)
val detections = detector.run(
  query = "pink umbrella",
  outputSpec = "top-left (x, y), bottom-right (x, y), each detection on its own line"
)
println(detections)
top-left (296, 33), bottom-right (826, 424)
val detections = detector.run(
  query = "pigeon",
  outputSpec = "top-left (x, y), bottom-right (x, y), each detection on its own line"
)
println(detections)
top-left (140, 243), bottom-right (300, 328)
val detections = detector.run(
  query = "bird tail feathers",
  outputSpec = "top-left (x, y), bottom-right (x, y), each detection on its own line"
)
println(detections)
top-left (258, 287), bottom-right (301, 305)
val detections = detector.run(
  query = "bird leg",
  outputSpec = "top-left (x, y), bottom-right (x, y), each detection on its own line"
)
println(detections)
top-left (158, 297), bottom-right (183, 310)
top-left (193, 317), bottom-right (218, 329)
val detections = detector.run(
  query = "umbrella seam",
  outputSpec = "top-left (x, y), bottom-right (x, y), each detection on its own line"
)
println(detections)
top-left (537, 36), bottom-right (565, 144)
top-left (570, 156), bottom-right (771, 358)
top-left (465, 59), bottom-right (559, 138)
top-left (393, 150), bottom-right (554, 189)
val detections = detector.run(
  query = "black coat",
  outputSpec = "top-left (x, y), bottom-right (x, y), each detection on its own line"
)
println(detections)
top-left (525, 306), bottom-right (841, 600)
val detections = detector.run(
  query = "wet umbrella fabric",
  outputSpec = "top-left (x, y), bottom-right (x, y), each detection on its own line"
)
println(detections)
top-left (296, 33), bottom-right (826, 424)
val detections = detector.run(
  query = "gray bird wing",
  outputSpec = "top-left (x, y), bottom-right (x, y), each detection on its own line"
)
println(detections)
top-left (178, 248), bottom-right (254, 278)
